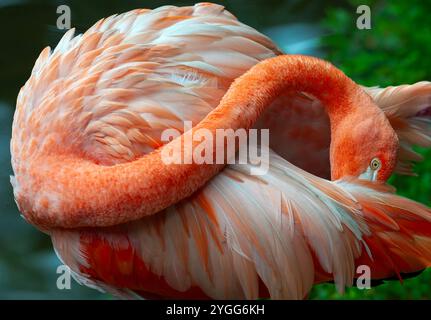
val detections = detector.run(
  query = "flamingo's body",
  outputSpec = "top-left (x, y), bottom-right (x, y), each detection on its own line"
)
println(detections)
top-left (11, 3), bottom-right (431, 299)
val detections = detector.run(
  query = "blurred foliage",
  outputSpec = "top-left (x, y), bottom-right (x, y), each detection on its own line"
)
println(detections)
top-left (322, 0), bottom-right (431, 86)
top-left (309, 0), bottom-right (431, 299)
top-left (310, 268), bottom-right (431, 299)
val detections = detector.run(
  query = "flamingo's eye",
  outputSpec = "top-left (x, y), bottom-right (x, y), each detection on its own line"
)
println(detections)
top-left (370, 158), bottom-right (381, 170)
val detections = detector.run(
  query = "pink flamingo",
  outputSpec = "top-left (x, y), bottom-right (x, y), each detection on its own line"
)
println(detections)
top-left (11, 3), bottom-right (431, 299)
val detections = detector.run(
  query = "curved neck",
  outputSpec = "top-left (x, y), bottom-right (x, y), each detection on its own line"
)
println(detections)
top-left (201, 55), bottom-right (361, 133)
top-left (18, 55), bottom-right (364, 229)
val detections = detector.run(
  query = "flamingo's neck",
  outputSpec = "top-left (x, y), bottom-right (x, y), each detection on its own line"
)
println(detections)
top-left (16, 55), bottom-right (367, 229)
top-left (203, 55), bottom-right (362, 134)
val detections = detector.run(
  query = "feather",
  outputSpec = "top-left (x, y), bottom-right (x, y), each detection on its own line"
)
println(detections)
top-left (364, 82), bottom-right (431, 175)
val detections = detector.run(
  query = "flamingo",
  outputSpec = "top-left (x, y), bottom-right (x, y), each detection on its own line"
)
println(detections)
top-left (11, 3), bottom-right (431, 299)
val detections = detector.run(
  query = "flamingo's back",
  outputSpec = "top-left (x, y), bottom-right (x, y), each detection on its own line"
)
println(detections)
top-left (12, 3), bottom-right (278, 170)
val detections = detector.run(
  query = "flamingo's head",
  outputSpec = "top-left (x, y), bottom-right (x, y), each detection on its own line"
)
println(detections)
top-left (330, 104), bottom-right (399, 182)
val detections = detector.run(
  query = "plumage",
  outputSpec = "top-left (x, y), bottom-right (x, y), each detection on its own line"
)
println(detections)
top-left (11, 3), bottom-right (431, 300)
top-left (365, 83), bottom-right (431, 175)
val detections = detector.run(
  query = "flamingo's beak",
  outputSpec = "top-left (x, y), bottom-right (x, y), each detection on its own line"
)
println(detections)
top-left (358, 166), bottom-right (379, 181)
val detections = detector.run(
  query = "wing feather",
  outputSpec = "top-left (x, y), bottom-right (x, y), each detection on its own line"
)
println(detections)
top-left (52, 150), bottom-right (431, 299)
top-left (364, 82), bottom-right (431, 175)
top-left (52, 148), bottom-right (431, 299)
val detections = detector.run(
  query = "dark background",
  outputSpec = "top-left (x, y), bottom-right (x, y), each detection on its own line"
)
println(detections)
top-left (0, 0), bottom-right (430, 299)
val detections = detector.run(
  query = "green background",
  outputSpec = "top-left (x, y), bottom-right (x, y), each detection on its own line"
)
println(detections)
top-left (0, 0), bottom-right (429, 299)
